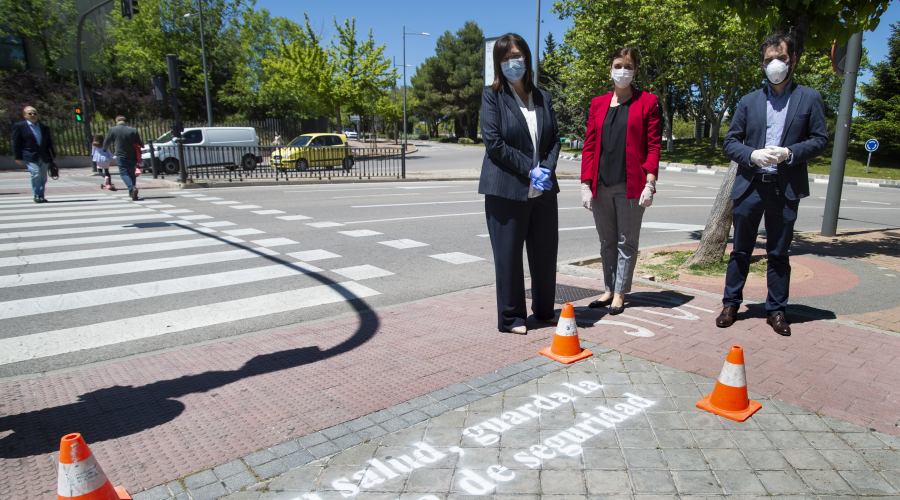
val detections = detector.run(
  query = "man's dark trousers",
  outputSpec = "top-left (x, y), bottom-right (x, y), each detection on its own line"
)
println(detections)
top-left (118, 158), bottom-right (137, 191)
top-left (723, 177), bottom-right (799, 315)
top-left (485, 192), bottom-right (558, 331)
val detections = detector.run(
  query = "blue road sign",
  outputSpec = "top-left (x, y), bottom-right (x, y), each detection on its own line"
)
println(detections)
top-left (865, 139), bottom-right (879, 152)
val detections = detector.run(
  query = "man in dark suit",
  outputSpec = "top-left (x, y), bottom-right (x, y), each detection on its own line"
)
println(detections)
top-left (12, 106), bottom-right (56, 203)
top-left (716, 33), bottom-right (828, 336)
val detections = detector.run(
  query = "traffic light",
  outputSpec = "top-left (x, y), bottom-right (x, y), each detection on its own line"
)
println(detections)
top-left (74, 106), bottom-right (84, 122)
top-left (121, 0), bottom-right (139, 19)
top-left (166, 54), bottom-right (188, 90)
top-left (90, 91), bottom-right (103, 113)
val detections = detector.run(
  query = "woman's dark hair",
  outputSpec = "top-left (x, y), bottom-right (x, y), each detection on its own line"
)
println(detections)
top-left (609, 47), bottom-right (638, 68)
top-left (92, 134), bottom-right (104, 147)
top-left (491, 33), bottom-right (535, 93)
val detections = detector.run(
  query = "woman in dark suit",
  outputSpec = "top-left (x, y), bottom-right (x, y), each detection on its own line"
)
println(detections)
top-left (480, 33), bottom-right (561, 334)
top-left (580, 47), bottom-right (661, 315)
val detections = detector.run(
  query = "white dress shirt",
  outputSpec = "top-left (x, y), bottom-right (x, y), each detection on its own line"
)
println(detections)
top-left (512, 90), bottom-right (542, 198)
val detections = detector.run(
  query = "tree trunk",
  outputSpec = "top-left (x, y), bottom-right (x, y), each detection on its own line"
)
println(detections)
top-left (680, 160), bottom-right (738, 268)
top-left (708, 116), bottom-right (721, 150)
top-left (694, 115), bottom-right (702, 145)
top-left (335, 105), bottom-right (342, 133)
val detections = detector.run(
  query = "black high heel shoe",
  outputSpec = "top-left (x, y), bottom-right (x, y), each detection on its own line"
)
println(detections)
top-left (588, 297), bottom-right (613, 308)
top-left (608, 303), bottom-right (625, 315)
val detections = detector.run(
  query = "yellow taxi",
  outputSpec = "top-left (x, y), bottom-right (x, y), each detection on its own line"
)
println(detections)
top-left (272, 133), bottom-right (354, 171)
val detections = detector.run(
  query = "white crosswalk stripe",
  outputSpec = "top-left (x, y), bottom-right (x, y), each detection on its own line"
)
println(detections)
top-left (0, 221), bottom-right (187, 240)
top-left (0, 207), bottom-right (154, 221)
top-left (0, 227), bottom-right (216, 252)
top-left (0, 236), bottom-right (235, 267)
top-left (0, 213), bottom-right (172, 230)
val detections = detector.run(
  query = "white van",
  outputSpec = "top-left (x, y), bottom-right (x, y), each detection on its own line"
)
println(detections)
top-left (142, 127), bottom-right (263, 175)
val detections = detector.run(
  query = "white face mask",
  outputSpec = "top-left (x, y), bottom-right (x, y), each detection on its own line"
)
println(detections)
top-left (765, 58), bottom-right (791, 85)
top-left (611, 68), bottom-right (634, 89)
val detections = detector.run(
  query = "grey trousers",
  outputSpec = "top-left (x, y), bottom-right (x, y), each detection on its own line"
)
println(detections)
top-left (591, 182), bottom-right (645, 294)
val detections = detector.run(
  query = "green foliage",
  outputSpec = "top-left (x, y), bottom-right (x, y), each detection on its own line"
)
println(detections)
top-left (458, 137), bottom-right (474, 144)
top-left (0, 0), bottom-right (76, 74)
top-left (855, 23), bottom-right (900, 151)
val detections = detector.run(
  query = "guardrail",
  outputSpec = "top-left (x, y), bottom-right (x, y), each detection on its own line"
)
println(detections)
top-left (146, 145), bottom-right (405, 182)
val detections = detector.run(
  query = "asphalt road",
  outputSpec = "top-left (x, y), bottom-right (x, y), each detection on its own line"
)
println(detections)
top-left (0, 148), bottom-right (896, 378)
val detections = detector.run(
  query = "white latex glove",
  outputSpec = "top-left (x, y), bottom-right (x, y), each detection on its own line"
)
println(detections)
top-left (765, 145), bottom-right (790, 163)
top-left (580, 184), bottom-right (593, 211)
top-left (639, 186), bottom-right (654, 208)
top-left (750, 149), bottom-right (779, 168)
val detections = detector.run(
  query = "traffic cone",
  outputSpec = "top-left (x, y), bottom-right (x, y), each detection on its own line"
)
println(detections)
top-left (57, 433), bottom-right (131, 500)
top-left (539, 303), bottom-right (593, 364)
top-left (696, 345), bottom-right (761, 422)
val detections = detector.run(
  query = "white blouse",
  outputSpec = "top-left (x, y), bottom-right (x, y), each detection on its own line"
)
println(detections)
top-left (512, 90), bottom-right (542, 198)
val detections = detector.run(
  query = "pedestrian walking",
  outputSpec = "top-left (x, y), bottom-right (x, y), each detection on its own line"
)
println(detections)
top-left (479, 33), bottom-right (561, 335)
top-left (272, 132), bottom-right (284, 146)
top-left (11, 106), bottom-right (56, 203)
top-left (580, 47), bottom-right (661, 315)
top-left (716, 32), bottom-right (828, 336)
top-left (103, 116), bottom-right (144, 200)
top-left (92, 134), bottom-right (115, 190)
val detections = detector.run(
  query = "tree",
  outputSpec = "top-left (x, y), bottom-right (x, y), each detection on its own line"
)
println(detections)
top-left (0, 0), bottom-right (76, 75)
top-left (541, 39), bottom-right (588, 144)
top-left (682, 0), bottom-right (891, 267)
top-left (855, 22), bottom-right (900, 150)
top-left (410, 57), bottom-right (446, 137)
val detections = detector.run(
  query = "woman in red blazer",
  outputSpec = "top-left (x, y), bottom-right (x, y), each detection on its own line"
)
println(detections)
top-left (580, 47), bottom-right (661, 315)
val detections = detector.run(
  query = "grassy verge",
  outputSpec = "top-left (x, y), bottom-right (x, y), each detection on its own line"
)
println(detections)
top-left (634, 250), bottom-right (767, 281)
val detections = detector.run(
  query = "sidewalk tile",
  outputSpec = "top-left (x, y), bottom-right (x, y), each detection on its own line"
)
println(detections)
top-left (223, 471), bottom-right (256, 492)
top-left (839, 470), bottom-right (899, 495)
top-left (584, 470), bottom-right (630, 495)
top-left (269, 440), bottom-right (301, 458)
top-left (308, 440), bottom-right (341, 458)
top-left (797, 469), bottom-right (855, 494)
top-left (298, 432), bottom-right (329, 448)
top-left (541, 469), bottom-right (585, 494)
top-left (756, 469), bottom-right (810, 494)
top-left (629, 469), bottom-right (677, 494)
top-left (190, 482), bottom-right (228, 500)
top-left (714, 470), bottom-right (767, 494)
top-left (251, 459), bottom-right (288, 479)
top-left (243, 450), bottom-right (276, 467)
top-left (184, 469), bottom-right (218, 489)
top-left (214, 460), bottom-right (249, 480)
top-left (132, 485), bottom-right (170, 500)
top-left (282, 450), bottom-right (315, 468)
top-left (672, 470), bottom-right (722, 494)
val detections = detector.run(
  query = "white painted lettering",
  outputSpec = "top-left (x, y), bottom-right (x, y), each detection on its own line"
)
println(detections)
top-left (413, 442), bottom-right (447, 464)
top-left (387, 455), bottom-right (425, 472)
top-left (586, 415), bottom-right (616, 429)
top-left (352, 470), bottom-right (383, 488)
top-left (501, 411), bottom-right (530, 425)
top-left (367, 459), bottom-right (399, 479)
top-left (623, 392), bottom-right (655, 408)
top-left (560, 426), bottom-right (599, 443)
top-left (614, 403), bottom-right (640, 416)
top-left (529, 444), bottom-right (556, 459)
top-left (548, 392), bottom-right (576, 403)
top-left (544, 434), bottom-right (582, 456)
top-left (463, 426), bottom-right (499, 445)
top-left (517, 404), bottom-right (540, 417)
top-left (513, 451), bottom-right (542, 468)
top-left (486, 465), bottom-right (515, 481)
top-left (595, 405), bottom-right (627, 423)
top-left (561, 382), bottom-right (591, 395)
top-left (532, 396), bottom-right (560, 410)
top-left (578, 381), bottom-right (602, 391)
top-left (332, 478), bottom-right (360, 497)
top-left (481, 418), bottom-right (514, 432)
top-left (575, 421), bottom-right (604, 435)
top-left (457, 470), bottom-right (494, 495)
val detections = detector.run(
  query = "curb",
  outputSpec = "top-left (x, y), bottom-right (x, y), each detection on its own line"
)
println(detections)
top-left (558, 154), bottom-right (900, 189)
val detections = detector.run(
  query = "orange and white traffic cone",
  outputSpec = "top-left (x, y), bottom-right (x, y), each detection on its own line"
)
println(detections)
top-left (57, 433), bottom-right (131, 500)
top-left (696, 345), bottom-right (761, 422)
top-left (539, 303), bottom-right (593, 364)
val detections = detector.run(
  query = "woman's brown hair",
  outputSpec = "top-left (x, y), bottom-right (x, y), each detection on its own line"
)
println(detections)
top-left (609, 47), bottom-right (638, 68)
top-left (491, 33), bottom-right (536, 93)
top-left (92, 134), bottom-right (104, 148)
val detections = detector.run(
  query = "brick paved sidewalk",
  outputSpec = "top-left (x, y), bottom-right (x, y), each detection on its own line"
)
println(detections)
top-left (3, 271), bottom-right (900, 499)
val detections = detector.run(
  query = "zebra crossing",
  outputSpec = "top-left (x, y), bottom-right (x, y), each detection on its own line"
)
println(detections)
top-left (0, 189), bottom-right (490, 376)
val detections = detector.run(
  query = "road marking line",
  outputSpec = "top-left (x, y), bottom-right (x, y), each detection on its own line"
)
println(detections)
top-left (180, 194), bottom-right (206, 197)
top-left (0, 207), bottom-right (154, 221)
top-left (379, 239), bottom-right (429, 249)
top-left (199, 221), bottom-right (237, 227)
top-left (331, 265), bottom-right (394, 280)
top-left (252, 210), bottom-right (286, 215)
top-left (559, 226), bottom-right (595, 231)
top-left (179, 215), bottom-right (213, 220)
top-left (395, 186), bottom-right (452, 190)
top-left (344, 212), bottom-right (483, 224)
top-left (338, 230), bottom-right (383, 237)
top-left (477, 234), bottom-right (490, 237)
top-left (0, 227), bottom-right (215, 252)
top-left (0, 236), bottom-right (233, 268)
top-left (212, 201), bottom-right (241, 204)
top-left (195, 197), bottom-right (222, 201)
top-left (0, 194), bottom-right (113, 203)
top-left (0, 213), bottom-right (173, 230)
top-left (133, 200), bottom-right (161, 204)
top-left (0, 221), bottom-right (186, 240)
top-left (287, 250), bottom-right (341, 261)
top-left (0, 281), bottom-right (380, 364)
top-left (682, 304), bottom-right (716, 313)
top-left (0, 201), bottom-right (129, 212)
top-left (631, 307), bottom-right (699, 320)
top-left (617, 314), bottom-right (674, 329)
top-left (673, 184), bottom-right (697, 187)
top-left (250, 237), bottom-right (298, 247)
top-left (861, 201), bottom-right (890, 205)
top-left (334, 193), bottom-right (421, 199)
top-left (0, 247), bottom-right (279, 288)
top-left (223, 228), bottom-right (265, 236)
top-left (284, 187), bottom-right (395, 193)
top-left (673, 197), bottom-right (717, 199)
top-left (306, 221), bottom-right (345, 228)
top-left (351, 200), bottom-right (482, 208)
top-left (162, 209), bottom-right (193, 214)
top-left (231, 205), bottom-right (262, 209)
top-left (277, 215), bottom-right (312, 221)
top-left (430, 252), bottom-right (484, 265)
top-left (151, 204), bottom-right (176, 209)
top-left (0, 263), bottom-right (310, 320)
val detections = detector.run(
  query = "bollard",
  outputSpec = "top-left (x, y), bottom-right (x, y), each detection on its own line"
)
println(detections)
top-left (149, 140), bottom-right (159, 178)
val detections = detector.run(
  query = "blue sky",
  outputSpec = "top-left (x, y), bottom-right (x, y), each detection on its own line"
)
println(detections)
top-left (254, 0), bottom-right (898, 87)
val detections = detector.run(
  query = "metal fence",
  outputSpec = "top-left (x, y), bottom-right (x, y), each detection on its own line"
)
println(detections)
top-left (146, 144), bottom-right (405, 182)
top-left (0, 117), bottom-right (327, 157)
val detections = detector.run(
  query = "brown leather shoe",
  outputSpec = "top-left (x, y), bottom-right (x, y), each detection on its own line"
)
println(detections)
top-left (716, 306), bottom-right (737, 327)
top-left (767, 312), bottom-right (791, 336)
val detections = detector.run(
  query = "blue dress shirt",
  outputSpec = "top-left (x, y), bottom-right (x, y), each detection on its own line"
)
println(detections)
top-left (758, 83), bottom-right (792, 173)
top-left (28, 121), bottom-right (42, 145)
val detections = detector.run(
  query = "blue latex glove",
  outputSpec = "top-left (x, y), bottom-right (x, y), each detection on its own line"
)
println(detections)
top-left (530, 167), bottom-right (553, 191)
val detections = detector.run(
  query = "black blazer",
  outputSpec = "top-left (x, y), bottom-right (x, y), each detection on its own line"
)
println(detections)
top-left (12, 120), bottom-right (56, 164)
top-left (479, 83), bottom-right (561, 201)
top-left (723, 82), bottom-right (828, 201)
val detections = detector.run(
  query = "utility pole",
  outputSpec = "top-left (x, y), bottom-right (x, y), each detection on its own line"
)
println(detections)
top-left (534, 0), bottom-right (541, 86)
top-left (198, 0), bottom-right (212, 127)
top-left (76, 0), bottom-right (115, 158)
top-left (402, 27), bottom-right (430, 153)
top-left (821, 31), bottom-right (863, 237)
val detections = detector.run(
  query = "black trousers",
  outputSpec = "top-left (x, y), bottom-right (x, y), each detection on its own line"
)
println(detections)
top-left (485, 193), bottom-right (559, 331)
top-left (723, 179), bottom-right (799, 314)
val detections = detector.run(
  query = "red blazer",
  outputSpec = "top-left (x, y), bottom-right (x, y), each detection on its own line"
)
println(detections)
top-left (580, 89), bottom-right (661, 199)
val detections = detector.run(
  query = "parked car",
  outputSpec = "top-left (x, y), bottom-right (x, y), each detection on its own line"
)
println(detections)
top-left (342, 129), bottom-right (358, 139)
top-left (272, 133), bottom-right (355, 171)
top-left (142, 127), bottom-right (262, 175)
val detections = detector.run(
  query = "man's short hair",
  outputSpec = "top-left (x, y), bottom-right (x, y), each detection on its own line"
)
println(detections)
top-left (23, 106), bottom-right (36, 114)
top-left (115, 115), bottom-right (127, 123)
top-left (759, 32), bottom-right (796, 62)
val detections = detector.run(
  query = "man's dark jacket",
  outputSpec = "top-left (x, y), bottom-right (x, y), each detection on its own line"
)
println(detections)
top-left (723, 82), bottom-right (828, 201)
top-left (12, 120), bottom-right (55, 164)
top-left (103, 123), bottom-right (144, 160)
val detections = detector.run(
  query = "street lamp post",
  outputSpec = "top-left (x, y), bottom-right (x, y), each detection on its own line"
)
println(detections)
top-left (403, 27), bottom-right (430, 153)
top-left (185, 3), bottom-right (213, 127)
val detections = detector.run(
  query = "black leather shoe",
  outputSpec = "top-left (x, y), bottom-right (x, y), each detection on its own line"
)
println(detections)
top-left (40, 196), bottom-right (48, 203)
top-left (767, 312), bottom-right (791, 336)
top-left (589, 297), bottom-right (613, 308)
top-left (716, 306), bottom-right (737, 327)
top-left (608, 304), bottom-right (625, 315)
top-left (33, 195), bottom-right (40, 203)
